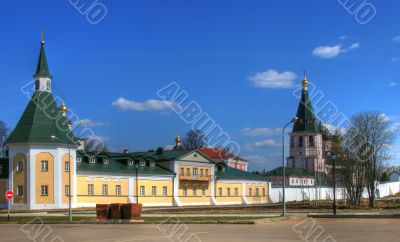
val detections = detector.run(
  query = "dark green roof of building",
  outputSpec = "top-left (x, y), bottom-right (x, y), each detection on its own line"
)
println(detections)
top-left (76, 150), bottom-right (175, 175)
top-left (292, 78), bottom-right (319, 133)
top-left (265, 167), bottom-right (313, 177)
top-left (6, 91), bottom-right (75, 145)
top-left (216, 166), bottom-right (266, 182)
top-left (33, 41), bottom-right (52, 79)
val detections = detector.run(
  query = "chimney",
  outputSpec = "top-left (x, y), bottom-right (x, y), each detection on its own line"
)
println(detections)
top-left (123, 149), bottom-right (129, 154)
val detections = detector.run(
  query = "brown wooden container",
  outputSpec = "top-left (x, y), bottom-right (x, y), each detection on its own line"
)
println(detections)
top-left (122, 203), bottom-right (143, 221)
top-left (110, 203), bottom-right (122, 220)
top-left (96, 204), bottom-right (110, 221)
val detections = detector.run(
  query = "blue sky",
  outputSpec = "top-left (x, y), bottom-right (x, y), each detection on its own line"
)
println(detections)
top-left (1, 0), bottom-right (399, 171)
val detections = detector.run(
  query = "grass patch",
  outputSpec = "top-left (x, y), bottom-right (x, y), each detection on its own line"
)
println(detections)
top-left (0, 216), bottom-right (268, 223)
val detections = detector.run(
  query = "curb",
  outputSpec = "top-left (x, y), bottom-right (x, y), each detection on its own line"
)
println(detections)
top-left (0, 220), bottom-right (255, 225)
top-left (308, 214), bottom-right (400, 219)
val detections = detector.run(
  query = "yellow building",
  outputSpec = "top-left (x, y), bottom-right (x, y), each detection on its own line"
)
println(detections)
top-left (0, 37), bottom-right (269, 210)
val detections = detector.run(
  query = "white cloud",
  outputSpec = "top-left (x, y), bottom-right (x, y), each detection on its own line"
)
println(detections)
top-left (393, 35), bottom-right (400, 43)
top-left (244, 139), bottom-right (280, 150)
top-left (349, 42), bottom-right (360, 50)
top-left (112, 98), bottom-right (179, 112)
top-left (312, 45), bottom-right (342, 58)
top-left (339, 35), bottom-right (347, 40)
top-left (391, 57), bottom-right (399, 62)
top-left (249, 69), bottom-right (297, 89)
top-left (389, 81), bottom-right (397, 87)
top-left (74, 119), bottom-right (108, 127)
top-left (312, 42), bottom-right (360, 58)
top-left (241, 127), bottom-right (281, 137)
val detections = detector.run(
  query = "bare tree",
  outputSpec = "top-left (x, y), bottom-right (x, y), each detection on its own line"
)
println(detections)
top-left (344, 112), bottom-right (396, 208)
top-left (0, 120), bottom-right (9, 157)
top-left (183, 129), bottom-right (207, 150)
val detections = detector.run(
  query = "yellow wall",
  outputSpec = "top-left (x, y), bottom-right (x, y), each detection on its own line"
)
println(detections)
top-left (62, 153), bottom-right (74, 204)
top-left (137, 179), bottom-right (174, 205)
top-left (0, 179), bottom-right (7, 205)
top-left (35, 152), bottom-right (54, 204)
top-left (13, 153), bottom-right (27, 204)
top-left (178, 180), bottom-right (211, 204)
top-left (215, 183), bottom-right (243, 203)
top-left (245, 183), bottom-right (269, 203)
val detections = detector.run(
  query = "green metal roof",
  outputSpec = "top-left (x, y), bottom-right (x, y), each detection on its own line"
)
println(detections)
top-left (216, 166), bottom-right (266, 182)
top-left (76, 151), bottom-right (175, 176)
top-left (6, 91), bottom-right (75, 145)
top-left (292, 88), bottom-right (319, 133)
top-left (33, 41), bottom-right (52, 79)
top-left (265, 167), bottom-right (313, 177)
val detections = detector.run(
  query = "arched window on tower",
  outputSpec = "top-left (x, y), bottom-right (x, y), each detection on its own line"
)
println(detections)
top-left (309, 136), bottom-right (314, 147)
top-left (47, 80), bottom-right (51, 91)
top-left (298, 136), bottom-right (303, 147)
top-left (35, 80), bottom-right (40, 90)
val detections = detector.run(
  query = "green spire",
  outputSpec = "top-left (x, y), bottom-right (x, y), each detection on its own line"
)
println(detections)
top-left (292, 74), bottom-right (319, 133)
top-left (33, 33), bottom-right (52, 79)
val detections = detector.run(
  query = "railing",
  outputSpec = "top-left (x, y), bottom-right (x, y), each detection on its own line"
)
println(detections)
top-left (179, 174), bottom-right (211, 181)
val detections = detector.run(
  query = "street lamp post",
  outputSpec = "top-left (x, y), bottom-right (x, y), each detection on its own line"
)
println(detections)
top-left (51, 135), bottom-right (72, 223)
top-left (282, 117), bottom-right (298, 216)
top-left (135, 161), bottom-right (139, 204)
top-left (332, 153), bottom-right (337, 215)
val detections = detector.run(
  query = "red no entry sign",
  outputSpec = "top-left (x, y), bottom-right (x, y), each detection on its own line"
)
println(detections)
top-left (5, 190), bottom-right (13, 200)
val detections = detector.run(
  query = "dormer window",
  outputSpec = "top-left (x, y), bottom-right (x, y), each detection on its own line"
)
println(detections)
top-left (150, 161), bottom-right (155, 167)
top-left (103, 159), bottom-right (109, 165)
top-left (35, 80), bottom-right (40, 91)
top-left (77, 157), bottom-right (82, 163)
top-left (128, 160), bottom-right (134, 166)
top-left (89, 158), bottom-right (96, 164)
top-left (140, 161), bottom-right (146, 167)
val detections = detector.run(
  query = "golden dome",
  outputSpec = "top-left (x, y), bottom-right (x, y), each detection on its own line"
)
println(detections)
top-left (59, 102), bottom-right (68, 114)
top-left (302, 73), bottom-right (308, 89)
top-left (175, 135), bottom-right (182, 144)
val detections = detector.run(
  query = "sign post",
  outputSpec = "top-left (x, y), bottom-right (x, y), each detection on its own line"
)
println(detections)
top-left (5, 190), bottom-right (13, 222)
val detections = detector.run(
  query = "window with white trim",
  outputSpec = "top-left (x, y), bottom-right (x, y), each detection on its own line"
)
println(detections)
top-left (218, 188), bottom-right (222, 197)
top-left (41, 185), bottom-right (48, 196)
top-left (41, 160), bottom-right (48, 172)
top-left (152, 186), bottom-right (157, 197)
top-left (186, 168), bottom-right (190, 176)
top-left (103, 159), bottom-right (109, 165)
top-left (163, 186), bottom-right (167, 197)
top-left (17, 161), bottom-right (23, 173)
top-left (183, 183), bottom-right (188, 196)
top-left (192, 184), bottom-right (197, 196)
top-left (140, 186), bottom-right (145, 196)
top-left (140, 161), bottom-right (146, 167)
top-left (180, 168), bottom-right (184, 176)
top-left (205, 169), bottom-right (209, 177)
top-left (262, 188), bottom-right (266, 196)
top-left (90, 158), bottom-right (96, 164)
top-left (88, 184), bottom-right (94, 196)
top-left (234, 188), bottom-right (238, 196)
top-left (201, 184), bottom-right (206, 197)
top-left (200, 169), bottom-right (204, 177)
top-left (128, 160), bottom-right (134, 166)
top-left (227, 188), bottom-right (231, 197)
top-left (102, 184), bottom-right (108, 196)
top-left (116, 185), bottom-right (121, 196)
top-left (249, 188), bottom-right (252, 196)
top-left (17, 185), bottom-right (23, 196)
top-left (193, 168), bottom-right (198, 176)
top-left (65, 185), bottom-right (70, 196)
top-left (65, 161), bottom-right (70, 172)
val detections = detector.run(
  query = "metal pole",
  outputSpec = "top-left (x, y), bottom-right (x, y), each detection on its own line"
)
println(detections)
top-left (333, 157), bottom-right (337, 215)
top-left (136, 165), bottom-right (138, 204)
top-left (7, 200), bottom-right (10, 222)
top-left (69, 148), bottom-right (72, 223)
top-left (282, 118), bottom-right (297, 216)
top-left (282, 126), bottom-right (286, 216)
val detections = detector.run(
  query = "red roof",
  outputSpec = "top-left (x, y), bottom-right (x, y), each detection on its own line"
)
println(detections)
top-left (198, 148), bottom-right (248, 162)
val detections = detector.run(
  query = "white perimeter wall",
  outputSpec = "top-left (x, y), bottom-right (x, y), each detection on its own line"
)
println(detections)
top-left (269, 182), bottom-right (400, 203)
